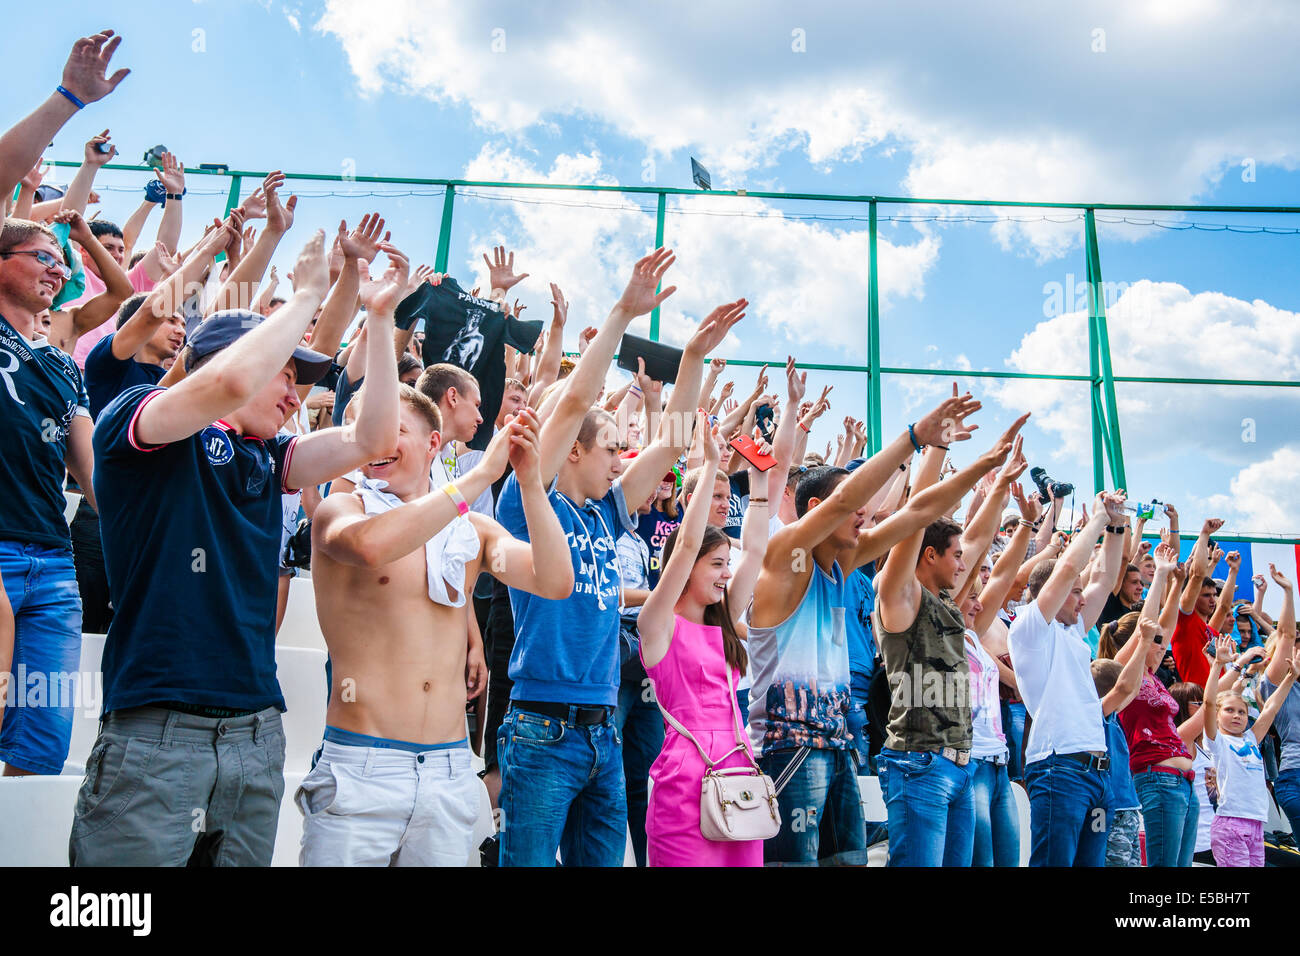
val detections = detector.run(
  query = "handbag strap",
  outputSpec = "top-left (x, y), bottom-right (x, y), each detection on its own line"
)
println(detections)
top-left (652, 657), bottom-right (759, 775)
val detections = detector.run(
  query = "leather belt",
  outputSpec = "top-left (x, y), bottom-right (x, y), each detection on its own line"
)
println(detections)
top-left (1059, 750), bottom-right (1110, 772)
top-left (513, 700), bottom-right (613, 726)
top-left (1139, 763), bottom-right (1195, 783)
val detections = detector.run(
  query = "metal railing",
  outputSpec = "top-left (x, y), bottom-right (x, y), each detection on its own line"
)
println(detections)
top-left (47, 161), bottom-right (1300, 542)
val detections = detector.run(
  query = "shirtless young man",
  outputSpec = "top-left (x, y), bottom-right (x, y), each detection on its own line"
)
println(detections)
top-left (302, 394), bottom-right (572, 866)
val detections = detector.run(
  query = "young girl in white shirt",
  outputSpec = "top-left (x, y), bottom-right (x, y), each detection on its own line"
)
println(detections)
top-left (1202, 635), bottom-right (1299, 866)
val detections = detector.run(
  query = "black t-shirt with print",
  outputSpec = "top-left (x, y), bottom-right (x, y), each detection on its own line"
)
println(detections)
top-left (397, 277), bottom-right (542, 450)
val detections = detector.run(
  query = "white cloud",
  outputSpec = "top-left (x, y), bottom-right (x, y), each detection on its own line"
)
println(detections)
top-left (456, 145), bottom-right (940, 358)
top-left (316, 1), bottom-right (1300, 259)
top-left (1201, 445), bottom-right (1300, 534)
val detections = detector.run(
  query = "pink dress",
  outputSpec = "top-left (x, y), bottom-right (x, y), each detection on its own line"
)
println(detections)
top-left (643, 614), bottom-right (764, 867)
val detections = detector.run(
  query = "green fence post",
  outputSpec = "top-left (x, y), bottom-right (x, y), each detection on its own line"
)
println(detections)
top-left (650, 191), bottom-right (666, 341)
top-left (215, 174), bottom-right (242, 264)
top-left (1086, 223), bottom-right (1105, 495)
top-left (867, 200), bottom-right (882, 456)
top-left (1085, 208), bottom-right (1127, 490)
top-left (434, 185), bottom-right (455, 274)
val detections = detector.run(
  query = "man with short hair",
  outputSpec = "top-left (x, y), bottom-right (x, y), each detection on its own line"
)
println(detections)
top-left (871, 428), bottom-right (1029, 866)
top-left (1099, 562), bottom-right (1144, 628)
top-left (494, 249), bottom-right (741, 866)
top-left (304, 391), bottom-right (571, 866)
top-left (747, 388), bottom-right (1018, 865)
top-left (1170, 518), bottom-right (1232, 687)
top-left (69, 229), bottom-right (403, 866)
top-left (1007, 492), bottom-right (1128, 866)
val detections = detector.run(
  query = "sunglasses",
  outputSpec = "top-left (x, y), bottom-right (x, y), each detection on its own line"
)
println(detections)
top-left (1, 249), bottom-right (72, 279)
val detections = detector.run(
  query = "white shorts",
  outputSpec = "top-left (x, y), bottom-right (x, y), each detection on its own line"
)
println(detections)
top-left (296, 737), bottom-right (480, 867)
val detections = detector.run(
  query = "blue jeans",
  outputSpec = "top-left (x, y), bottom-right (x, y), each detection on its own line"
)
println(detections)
top-left (760, 747), bottom-right (867, 865)
top-left (971, 757), bottom-right (1020, 867)
top-left (1001, 700), bottom-right (1027, 782)
top-left (845, 697), bottom-right (877, 777)
top-left (1023, 754), bottom-right (1110, 867)
top-left (615, 678), bottom-right (664, 867)
top-left (878, 748), bottom-right (976, 867)
top-left (1274, 767), bottom-right (1300, 835)
top-left (0, 541), bottom-right (83, 774)
top-left (497, 705), bottom-right (626, 867)
top-left (1134, 769), bottom-right (1198, 867)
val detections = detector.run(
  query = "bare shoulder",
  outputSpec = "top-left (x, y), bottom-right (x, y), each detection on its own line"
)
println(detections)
top-left (313, 488), bottom-right (365, 527)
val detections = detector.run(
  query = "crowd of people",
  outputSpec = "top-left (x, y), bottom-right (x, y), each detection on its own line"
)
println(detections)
top-left (1, 30), bottom-right (1297, 869)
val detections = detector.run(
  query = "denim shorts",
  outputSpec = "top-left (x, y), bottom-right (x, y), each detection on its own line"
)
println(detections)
top-left (0, 540), bottom-right (83, 774)
top-left (759, 747), bottom-right (867, 866)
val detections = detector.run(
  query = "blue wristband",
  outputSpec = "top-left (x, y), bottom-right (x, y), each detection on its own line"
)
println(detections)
top-left (907, 422), bottom-right (924, 453)
top-left (56, 85), bottom-right (86, 110)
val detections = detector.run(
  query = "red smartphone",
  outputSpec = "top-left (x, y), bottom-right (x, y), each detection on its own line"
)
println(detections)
top-left (729, 435), bottom-right (777, 472)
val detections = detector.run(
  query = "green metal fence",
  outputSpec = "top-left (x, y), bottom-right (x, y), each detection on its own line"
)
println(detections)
top-left (47, 161), bottom-right (1300, 542)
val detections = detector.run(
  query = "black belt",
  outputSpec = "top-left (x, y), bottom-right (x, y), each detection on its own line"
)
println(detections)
top-left (154, 701), bottom-right (261, 719)
top-left (513, 700), bottom-right (613, 726)
top-left (1058, 751), bottom-right (1110, 772)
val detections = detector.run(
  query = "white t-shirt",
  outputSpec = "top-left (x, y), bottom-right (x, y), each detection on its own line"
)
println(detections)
top-left (966, 629), bottom-right (1008, 761)
top-left (1192, 744), bottom-right (1215, 853)
top-left (444, 446), bottom-right (495, 517)
top-left (1007, 598), bottom-right (1106, 763)
top-left (1204, 729), bottom-right (1269, 822)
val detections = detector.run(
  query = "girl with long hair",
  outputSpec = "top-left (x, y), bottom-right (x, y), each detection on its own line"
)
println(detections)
top-left (636, 411), bottom-right (779, 866)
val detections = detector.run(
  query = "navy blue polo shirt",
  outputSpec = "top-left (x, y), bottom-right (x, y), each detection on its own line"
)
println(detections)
top-left (84, 332), bottom-right (165, 420)
top-left (0, 315), bottom-right (90, 550)
top-left (93, 384), bottom-right (299, 714)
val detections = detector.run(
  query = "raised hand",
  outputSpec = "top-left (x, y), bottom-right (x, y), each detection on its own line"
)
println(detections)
top-left (1209, 545), bottom-right (1225, 568)
top-left (506, 408), bottom-right (543, 483)
top-left (1202, 517), bottom-right (1225, 536)
top-left (1138, 617), bottom-right (1160, 644)
top-left (60, 30), bottom-right (130, 105)
top-left (359, 244), bottom-right (410, 316)
top-left (700, 411), bottom-right (720, 468)
top-left (1154, 542), bottom-right (1178, 572)
top-left (338, 213), bottom-right (389, 263)
top-left (577, 325), bottom-right (598, 356)
top-left (1163, 502), bottom-right (1178, 522)
top-left (1225, 550), bottom-right (1242, 571)
top-left (999, 434), bottom-right (1028, 483)
top-left (1011, 482), bottom-right (1042, 522)
top-left (51, 208), bottom-right (93, 246)
top-left (21, 160), bottom-right (49, 191)
top-left (1214, 634), bottom-right (1236, 664)
top-left (290, 230), bottom-right (330, 300)
top-left (153, 241), bottom-right (182, 278)
top-left (483, 245), bottom-right (528, 293)
top-left (238, 186), bottom-right (268, 221)
top-left (687, 298), bottom-right (747, 356)
top-left (262, 172), bottom-right (297, 235)
top-left (782, 356), bottom-right (806, 405)
top-left (84, 130), bottom-right (115, 167)
top-left (158, 151), bottom-right (185, 194)
top-left (718, 381), bottom-right (734, 404)
top-left (1269, 563), bottom-right (1293, 592)
top-left (710, 357), bottom-right (727, 375)
top-left (913, 385), bottom-right (983, 448)
top-left (614, 247), bottom-right (677, 318)
top-left (722, 397), bottom-right (738, 415)
top-left (549, 282), bottom-right (568, 325)
top-left (1100, 490), bottom-right (1128, 524)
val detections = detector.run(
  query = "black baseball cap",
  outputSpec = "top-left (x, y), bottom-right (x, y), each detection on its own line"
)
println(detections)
top-left (186, 309), bottom-right (331, 384)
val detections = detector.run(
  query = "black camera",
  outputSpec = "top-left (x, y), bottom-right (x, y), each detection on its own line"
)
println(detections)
top-left (1030, 466), bottom-right (1074, 505)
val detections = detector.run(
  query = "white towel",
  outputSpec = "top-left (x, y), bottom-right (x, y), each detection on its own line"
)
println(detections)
top-left (350, 457), bottom-right (481, 607)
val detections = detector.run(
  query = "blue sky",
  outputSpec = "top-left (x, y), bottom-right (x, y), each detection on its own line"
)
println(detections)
top-left (9, 0), bottom-right (1300, 534)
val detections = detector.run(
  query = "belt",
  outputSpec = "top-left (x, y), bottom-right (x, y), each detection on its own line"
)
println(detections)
top-left (976, 752), bottom-right (1009, 766)
top-left (1139, 763), bottom-right (1195, 783)
top-left (154, 700), bottom-right (261, 719)
top-left (513, 700), bottom-right (613, 726)
top-left (1058, 751), bottom-right (1110, 772)
top-left (920, 746), bottom-right (971, 766)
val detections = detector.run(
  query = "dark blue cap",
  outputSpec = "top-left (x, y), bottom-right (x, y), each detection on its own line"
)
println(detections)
top-left (845, 457), bottom-right (868, 472)
top-left (186, 309), bottom-right (331, 385)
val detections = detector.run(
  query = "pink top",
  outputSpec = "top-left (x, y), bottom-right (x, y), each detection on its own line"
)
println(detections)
top-left (68, 259), bottom-right (157, 369)
top-left (1119, 672), bottom-right (1192, 772)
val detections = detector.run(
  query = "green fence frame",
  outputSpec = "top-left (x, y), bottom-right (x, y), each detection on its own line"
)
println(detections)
top-left (50, 161), bottom-right (1300, 539)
